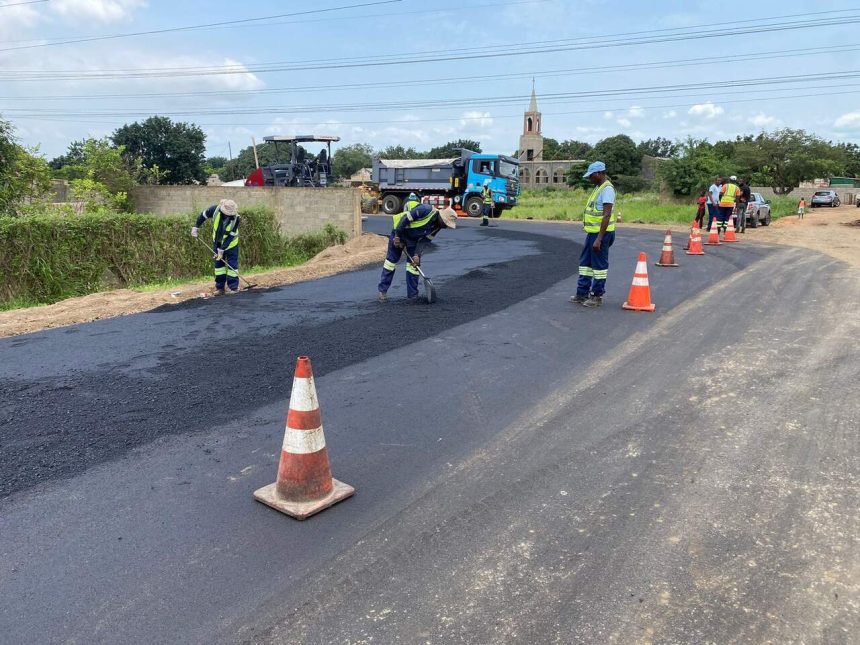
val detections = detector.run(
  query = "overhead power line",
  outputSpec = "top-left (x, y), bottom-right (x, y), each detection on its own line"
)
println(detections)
top-left (6, 70), bottom-right (860, 118)
top-left (3, 43), bottom-right (859, 102)
top-left (0, 0), bottom-right (402, 52)
top-left (2, 9), bottom-right (860, 77)
top-left (0, 0), bottom-right (48, 7)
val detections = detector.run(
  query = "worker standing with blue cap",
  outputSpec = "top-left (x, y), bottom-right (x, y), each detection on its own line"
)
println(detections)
top-left (571, 161), bottom-right (615, 307)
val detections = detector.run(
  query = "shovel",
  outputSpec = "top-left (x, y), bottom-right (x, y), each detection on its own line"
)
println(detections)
top-left (194, 236), bottom-right (257, 290)
top-left (401, 247), bottom-right (437, 304)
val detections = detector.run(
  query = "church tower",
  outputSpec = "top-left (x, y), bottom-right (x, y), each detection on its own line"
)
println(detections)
top-left (519, 81), bottom-right (543, 161)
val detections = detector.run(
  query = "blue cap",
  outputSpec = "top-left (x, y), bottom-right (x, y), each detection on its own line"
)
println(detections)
top-left (583, 161), bottom-right (606, 178)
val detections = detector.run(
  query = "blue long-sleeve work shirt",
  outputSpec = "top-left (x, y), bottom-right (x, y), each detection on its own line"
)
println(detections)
top-left (196, 204), bottom-right (240, 251)
top-left (393, 203), bottom-right (444, 255)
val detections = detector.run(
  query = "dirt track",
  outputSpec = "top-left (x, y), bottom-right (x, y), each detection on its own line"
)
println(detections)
top-left (748, 203), bottom-right (860, 268)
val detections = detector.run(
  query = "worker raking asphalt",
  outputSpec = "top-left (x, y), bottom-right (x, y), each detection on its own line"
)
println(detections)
top-left (0, 227), bottom-right (578, 499)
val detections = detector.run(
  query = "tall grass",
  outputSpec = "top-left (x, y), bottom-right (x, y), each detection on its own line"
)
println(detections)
top-left (508, 189), bottom-right (799, 224)
top-left (0, 206), bottom-right (347, 308)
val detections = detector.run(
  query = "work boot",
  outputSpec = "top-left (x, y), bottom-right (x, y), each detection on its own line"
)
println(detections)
top-left (377, 292), bottom-right (388, 303)
top-left (569, 294), bottom-right (588, 304)
top-left (226, 289), bottom-right (238, 295)
top-left (582, 294), bottom-right (603, 308)
top-left (406, 296), bottom-right (420, 305)
top-left (480, 219), bottom-right (489, 227)
top-left (214, 288), bottom-right (226, 297)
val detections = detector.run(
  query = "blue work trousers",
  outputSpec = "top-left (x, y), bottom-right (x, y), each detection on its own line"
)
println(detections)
top-left (706, 203), bottom-right (718, 230)
top-left (577, 231), bottom-right (615, 298)
top-left (214, 244), bottom-right (239, 291)
top-left (378, 232), bottom-right (420, 298)
top-left (717, 206), bottom-right (732, 232)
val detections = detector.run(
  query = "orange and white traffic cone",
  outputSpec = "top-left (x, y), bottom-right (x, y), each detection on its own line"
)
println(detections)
top-left (655, 229), bottom-right (679, 267)
top-left (683, 220), bottom-right (695, 250)
top-left (686, 224), bottom-right (705, 256)
top-left (723, 215), bottom-right (738, 242)
top-left (705, 218), bottom-right (722, 245)
top-left (254, 356), bottom-right (354, 520)
top-left (622, 252), bottom-right (656, 312)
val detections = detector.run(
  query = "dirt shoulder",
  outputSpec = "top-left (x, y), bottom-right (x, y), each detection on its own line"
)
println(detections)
top-left (744, 204), bottom-right (860, 268)
top-left (0, 233), bottom-right (387, 338)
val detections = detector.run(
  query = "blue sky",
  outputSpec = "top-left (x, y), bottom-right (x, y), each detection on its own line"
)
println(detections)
top-left (4, 0), bottom-right (860, 159)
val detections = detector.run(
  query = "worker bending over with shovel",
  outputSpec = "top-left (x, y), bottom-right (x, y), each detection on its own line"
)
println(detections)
top-left (377, 200), bottom-right (457, 303)
top-left (191, 199), bottom-right (240, 295)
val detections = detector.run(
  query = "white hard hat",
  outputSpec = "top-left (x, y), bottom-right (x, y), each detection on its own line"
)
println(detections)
top-left (219, 199), bottom-right (238, 216)
top-left (729, 175), bottom-right (737, 181)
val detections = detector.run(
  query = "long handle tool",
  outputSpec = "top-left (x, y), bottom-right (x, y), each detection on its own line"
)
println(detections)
top-left (401, 246), bottom-right (436, 304)
top-left (194, 236), bottom-right (257, 290)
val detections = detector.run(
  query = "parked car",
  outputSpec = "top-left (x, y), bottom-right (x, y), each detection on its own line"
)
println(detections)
top-left (743, 192), bottom-right (772, 228)
top-left (811, 190), bottom-right (841, 207)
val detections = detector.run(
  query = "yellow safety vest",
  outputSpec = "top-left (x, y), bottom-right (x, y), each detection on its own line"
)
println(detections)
top-left (212, 207), bottom-right (239, 250)
top-left (720, 183), bottom-right (739, 207)
top-left (482, 187), bottom-right (492, 204)
top-left (393, 199), bottom-right (420, 228)
top-left (583, 180), bottom-right (615, 233)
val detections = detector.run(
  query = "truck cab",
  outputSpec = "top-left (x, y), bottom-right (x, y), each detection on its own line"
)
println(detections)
top-left (460, 153), bottom-right (520, 217)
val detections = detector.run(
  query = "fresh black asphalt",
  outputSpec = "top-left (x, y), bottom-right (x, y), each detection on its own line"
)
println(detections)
top-left (1, 218), bottom-right (856, 644)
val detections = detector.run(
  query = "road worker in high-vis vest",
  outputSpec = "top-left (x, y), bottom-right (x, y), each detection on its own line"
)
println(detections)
top-left (191, 199), bottom-right (240, 295)
top-left (571, 161), bottom-right (615, 308)
top-left (377, 201), bottom-right (457, 302)
top-left (481, 179), bottom-right (493, 227)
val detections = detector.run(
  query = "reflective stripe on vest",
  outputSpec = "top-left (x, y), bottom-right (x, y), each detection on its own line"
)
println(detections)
top-left (212, 207), bottom-right (239, 250)
top-left (482, 187), bottom-right (492, 204)
top-left (720, 183), bottom-right (739, 207)
top-left (583, 180), bottom-right (615, 233)
top-left (407, 207), bottom-right (438, 229)
top-left (393, 200), bottom-right (420, 228)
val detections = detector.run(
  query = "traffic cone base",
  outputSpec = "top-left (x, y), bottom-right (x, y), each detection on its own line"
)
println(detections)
top-left (655, 228), bottom-right (679, 267)
top-left (622, 252), bottom-right (656, 312)
top-left (254, 478), bottom-right (355, 521)
top-left (705, 220), bottom-right (722, 245)
top-left (254, 356), bottom-right (354, 520)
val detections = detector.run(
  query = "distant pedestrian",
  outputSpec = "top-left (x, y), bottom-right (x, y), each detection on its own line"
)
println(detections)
top-left (480, 179), bottom-right (493, 227)
top-left (191, 199), bottom-right (240, 295)
top-left (736, 177), bottom-right (751, 233)
top-left (695, 190), bottom-right (707, 229)
top-left (707, 177), bottom-right (721, 230)
top-left (570, 161), bottom-right (615, 308)
top-left (719, 176), bottom-right (740, 235)
top-left (797, 197), bottom-right (806, 219)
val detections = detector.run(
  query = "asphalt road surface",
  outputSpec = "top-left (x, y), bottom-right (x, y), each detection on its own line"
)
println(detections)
top-left (1, 217), bottom-right (857, 644)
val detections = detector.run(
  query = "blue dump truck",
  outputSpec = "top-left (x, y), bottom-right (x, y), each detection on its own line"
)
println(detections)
top-left (372, 149), bottom-right (520, 217)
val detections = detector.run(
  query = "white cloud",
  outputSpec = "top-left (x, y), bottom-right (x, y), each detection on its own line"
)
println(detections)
top-left (603, 111), bottom-right (614, 120)
top-left (663, 110), bottom-right (677, 119)
top-left (688, 102), bottom-right (725, 119)
top-left (51, 0), bottom-right (147, 24)
top-left (749, 112), bottom-right (777, 128)
top-left (626, 105), bottom-right (645, 119)
top-left (460, 111), bottom-right (493, 128)
top-left (0, 5), bottom-right (40, 39)
top-left (616, 118), bottom-right (632, 128)
top-left (834, 111), bottom-right (860, 129)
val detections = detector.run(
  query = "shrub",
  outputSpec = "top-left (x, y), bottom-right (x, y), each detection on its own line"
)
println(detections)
top-left (0, 206), bottom-right (347, 306)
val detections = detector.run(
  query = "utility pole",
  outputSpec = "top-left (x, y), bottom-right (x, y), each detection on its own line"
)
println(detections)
top-left (228, 141), bottom-right (232, 161)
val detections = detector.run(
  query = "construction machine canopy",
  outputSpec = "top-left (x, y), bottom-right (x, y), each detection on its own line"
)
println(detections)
top-left (247, 135), bottom-right (340, 188)
top-left (262, 135), bottom-right (341, 144)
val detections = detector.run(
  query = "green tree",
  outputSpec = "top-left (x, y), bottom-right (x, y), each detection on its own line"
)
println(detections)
top-left (203, 155), bottom-right (229, 178)
top-left (0, 117), bottom-right (53, 215)
top-left (49, 139), bottom-right (86, 171)
top-left (591, 134), bottom-right (641, 176)
top-left (426, 139), bottom-right (482, 157)
top-left (376, 145), bottom-right (425, 159)
top-left (637, 137), bottom-right (679, 158)
top-left (544, 138), bottom-right (592, 160)
top-left (658, 138), bottom-right (724, 195)
top-left (112, 116), bottom-right (206, 184)
top-left (331, 143), bottom-right (373, 180)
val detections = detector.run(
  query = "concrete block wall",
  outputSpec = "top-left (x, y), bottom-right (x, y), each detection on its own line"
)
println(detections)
top-left (129, 186), bottom-right (361, 239)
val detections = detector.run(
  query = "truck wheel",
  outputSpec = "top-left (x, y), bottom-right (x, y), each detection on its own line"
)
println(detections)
top-left (381, 194), bottom-right (402, 215)
top-left (491, 205), bottom-right (503, 218)
top-left (764, 211), bottom-right (771, 226)
top-left (465, 195), bottom-right (484, 217)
